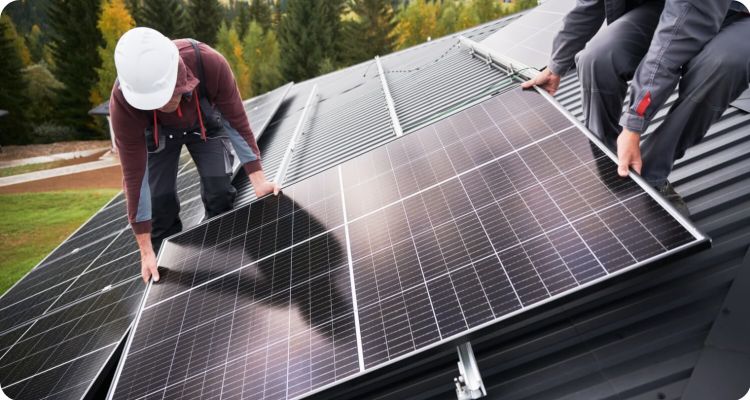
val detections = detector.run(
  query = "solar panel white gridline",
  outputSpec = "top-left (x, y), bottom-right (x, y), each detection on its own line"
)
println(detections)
top-left (107, 86), bottom-right (707, 400)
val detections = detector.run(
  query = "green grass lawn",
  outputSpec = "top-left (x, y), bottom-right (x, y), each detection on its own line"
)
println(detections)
top-left (0, 159), bottom-right (76, 177)
top-left (0, 189), bottom-right (119, 296)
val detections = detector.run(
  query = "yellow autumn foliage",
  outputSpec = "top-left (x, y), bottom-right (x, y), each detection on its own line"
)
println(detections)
top-left (92, 0), bottom-right (135, 107)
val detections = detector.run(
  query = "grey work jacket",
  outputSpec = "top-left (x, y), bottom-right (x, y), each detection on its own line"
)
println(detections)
top-left (548, 0), bottom-right (737, 133)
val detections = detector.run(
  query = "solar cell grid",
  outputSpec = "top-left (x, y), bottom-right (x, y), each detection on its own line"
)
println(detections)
top-left (1, 277), bottom-right (144, 400)
top-left (109, 88), bottom-right (706, 400)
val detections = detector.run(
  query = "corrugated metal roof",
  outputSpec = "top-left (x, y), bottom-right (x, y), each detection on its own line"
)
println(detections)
top-left (233, 14), bottom-right (522, 205)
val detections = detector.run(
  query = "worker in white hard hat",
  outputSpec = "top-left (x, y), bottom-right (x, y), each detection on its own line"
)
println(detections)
top-left (111, 27), bottom-right (279, 284)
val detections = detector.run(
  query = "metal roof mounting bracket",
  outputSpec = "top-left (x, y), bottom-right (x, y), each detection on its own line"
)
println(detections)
top-left (375, 56), bottom-right (405, 137)
top-left (274, 83), bottom-right (318, 186)
top-left (459, 36), bottom-right (537, 81)
top-left (454, 342), bottom-right (487, 400)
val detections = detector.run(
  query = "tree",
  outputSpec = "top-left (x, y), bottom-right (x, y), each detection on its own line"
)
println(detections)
top-left (469, 0), bottom-right (503, 24)
top-left (436, 1), bottom-right (463, 37)
top-left (139, 0), bottom-right (192, 39)
top-left (124, 0), bottom-right (142, 23)
top-left (235, 0), bottom-right (251, 39)
top-left (188, 0), bottom-right (223, 46)
top-left (47, 0), bottom-right (103, 138)
top-left (216, 22), bottom-right (252, 97)
top-left (11, 23), bottom-right (32, 67)
top-left (243, 22), bottom-right (283, 95)
top-left (249, 0), bottom-right (273, 32)
top-left (23, 64), bottom-right (64, 125)
top-left (92, 0), bottom-right (135, 108)
top-left (0, 4), bottom-right (32, 67)
top-left (392, 0), bottom-right (439, 50)
top-left (514, 0), bottom-right (539, 12)
top-left (279, 0), bottom-right (345, 82)
top-left (342, 0), bottom-right (396, 65)
top-left (0, 15), bottom-right (29, 144)
top-left (26, 24), bottom-right (45, 63)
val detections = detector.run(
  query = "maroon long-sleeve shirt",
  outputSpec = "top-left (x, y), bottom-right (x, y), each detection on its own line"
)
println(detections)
top-left (110, 39), bottom-right (262, 235)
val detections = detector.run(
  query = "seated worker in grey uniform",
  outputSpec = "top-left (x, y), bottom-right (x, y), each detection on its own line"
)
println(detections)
top-left (523, 0), bottom-right (750, 215)
top-left (111, 27), bottom-right (280, 284)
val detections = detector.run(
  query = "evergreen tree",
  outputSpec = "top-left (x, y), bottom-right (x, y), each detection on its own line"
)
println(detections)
top-left (188, 0), bottom-right (223, 45)
top-left (216, 22), bottom-right (252, 97)
top-left (124, 0), bottom-right (142, 23)
top-left (243, 21), bottom-right (283, 95)
top-left (342, 0), bottom-right (396, 65)
top-left (0, 15), bottom-right (29, 145)
top-left (26, 24), bottom-right (45, 63)
top-left (249, 0), bottom-right (273, 31)
top-left (93, 0), bottom-right (135, 107)
top-left (4, 0), bottom-right (47, 34)
top-left (139, 0), bottom-right (192, 39)
top-left (235, 0), bottom-right (251, 39)
top-left (47, 0), bottom-right (103, 138)
top-left (279, 0), bottom-right (344, 82)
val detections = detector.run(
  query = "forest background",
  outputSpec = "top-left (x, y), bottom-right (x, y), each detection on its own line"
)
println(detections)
top-left (0, 0), bottom-right (536, 145)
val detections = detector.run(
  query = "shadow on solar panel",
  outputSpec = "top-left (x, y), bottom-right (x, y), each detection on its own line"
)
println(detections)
top-left (108, 87), bottom-right (708, 400)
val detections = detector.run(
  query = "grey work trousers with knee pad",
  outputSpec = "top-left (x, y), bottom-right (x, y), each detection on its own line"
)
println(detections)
top-left (148, 131), bottom-right (236, 251)
top-left (575, 2), bottom-right (750, 187)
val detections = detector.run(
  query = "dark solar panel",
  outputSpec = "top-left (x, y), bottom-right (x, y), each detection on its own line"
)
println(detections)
top-left (0, 152), bottom-right (205, 399)
top-left (244, 82), bottom-right (294, 141)
top-left (108, 88), bottom-right (707, 399)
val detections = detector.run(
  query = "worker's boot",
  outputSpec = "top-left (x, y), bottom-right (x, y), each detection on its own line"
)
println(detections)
top-left (654, 181), bottom-right (690, 217)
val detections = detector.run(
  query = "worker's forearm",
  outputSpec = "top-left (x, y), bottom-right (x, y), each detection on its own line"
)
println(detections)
top-left (248, 169), bottom-right (268, 187)
top-left (135, 232), bottom-right (154, 256)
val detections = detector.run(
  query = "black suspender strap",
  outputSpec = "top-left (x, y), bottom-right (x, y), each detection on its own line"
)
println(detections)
top-left (188, 39), bottom-right (209, 100)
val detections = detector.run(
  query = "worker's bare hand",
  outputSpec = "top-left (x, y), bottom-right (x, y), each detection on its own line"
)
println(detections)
top-left (249, 170), bottom-right (280, 197)
top-left (254, 180), bottom-right (280, 198)
top-left (521, 68), bottom-right (561, 95)
top-left (140, 250), bottom-right (159, 284)
top-left (617, 128), bottom-right (642, 177)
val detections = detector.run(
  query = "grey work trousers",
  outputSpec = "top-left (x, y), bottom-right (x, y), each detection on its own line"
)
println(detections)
top-left (148, 132), bottom-right (236, 251)
top-left (576, 1), bottom-right (750, 187)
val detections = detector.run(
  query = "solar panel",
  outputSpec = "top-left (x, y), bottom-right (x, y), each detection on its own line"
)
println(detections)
top-left (244, 82), bottom-right (294, 142)
top-left (1, 153), bottom-right (208, 399)
top-left (108, 87), bottom-right (707, 399)
top-left (480, 0), bottom-right (578, 69)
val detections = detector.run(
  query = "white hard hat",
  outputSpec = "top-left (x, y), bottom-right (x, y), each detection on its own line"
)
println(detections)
top-left (114, 27), bottom-right (179, 110)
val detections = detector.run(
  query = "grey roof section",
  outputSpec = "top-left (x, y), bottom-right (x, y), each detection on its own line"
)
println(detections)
top-left (89, 101), bottom-right (110, 116)
top-left (731, 88), bottom-right (750, 113)
top-left (387, 46), bottom-right (515, 132)
top-left (232, 14), bottom-right (523, 205)
top-left (0, 110), bottom-right (8, 118)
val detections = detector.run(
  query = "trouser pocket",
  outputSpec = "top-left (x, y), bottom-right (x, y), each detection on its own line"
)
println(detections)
top-left (206, 136), bottom-right (234, 175)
